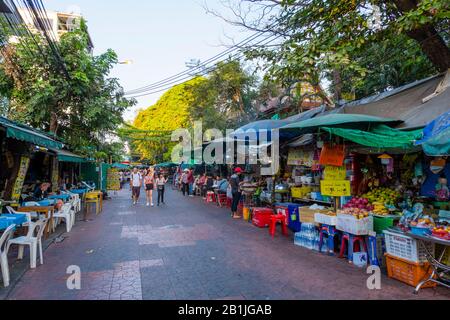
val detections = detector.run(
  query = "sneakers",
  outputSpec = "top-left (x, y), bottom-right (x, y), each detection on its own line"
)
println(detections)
top-left (146, 202), bottom-right (150, 207)
top-left (151, 203), bottom-right (154, 207)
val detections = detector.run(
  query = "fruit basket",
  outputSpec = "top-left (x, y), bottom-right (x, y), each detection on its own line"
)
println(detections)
top-left (384, 230), bottom-right (434, 263)
top-left (431, 226), bottom-right (450, 241)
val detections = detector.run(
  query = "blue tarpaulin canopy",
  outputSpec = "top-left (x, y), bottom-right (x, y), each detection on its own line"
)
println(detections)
top-left (230, 106), bottom-right (325, 141)
top-left (416, 110), bottom-right (450, 156)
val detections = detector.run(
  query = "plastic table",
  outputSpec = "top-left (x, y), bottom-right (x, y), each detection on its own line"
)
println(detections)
top-left (48, 194), bottom-right (71, 202)
top-left (0, 214), bottom-right (27, 231)
top-left (408, 232), bottom-right (450, 294)
top-left (37, 199), bottom-right (57, 207)
top-left (70, 189), bottom-right (88, 195)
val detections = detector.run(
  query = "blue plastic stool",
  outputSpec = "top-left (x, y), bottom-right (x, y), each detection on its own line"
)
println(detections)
top-left (318, 225), bottom-right (337, 255)
top-left (339, 233), bottom-right (368, 264)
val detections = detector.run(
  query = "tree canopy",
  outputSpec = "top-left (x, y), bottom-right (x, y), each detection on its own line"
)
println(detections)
top-left (212, 0), bottom-right (450, 100)
top-left (0, 19), bottom-right (135, 158)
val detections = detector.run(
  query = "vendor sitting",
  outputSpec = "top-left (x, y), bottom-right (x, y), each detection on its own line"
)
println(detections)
top-left (33, 182), bottom-right (51, 200)
top-left (202, 175), bottom-right (214, 197)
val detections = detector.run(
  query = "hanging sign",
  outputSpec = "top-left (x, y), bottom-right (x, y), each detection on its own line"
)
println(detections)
top-left (287, 148), bottom-right (314, 167)
top-left (319, 144), bottom-right (345, 167)
top-left (107, 168), bottom-right (121, 191)
top-left (324, 166), bottom-right (346, 180)
top-left (12, 156), bottom-right (30, 201)
top-left (320, 180), bottom-right (351, 197)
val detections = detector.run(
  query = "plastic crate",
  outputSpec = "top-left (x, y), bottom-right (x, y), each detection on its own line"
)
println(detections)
top-left (336, 214), bottom-right (373, 236)
top-left (383, 230), bottom-right (435, 264)
top-left (373, 216), bottom-right (394, 234)
top-left (385, 254), bottom-right (436, 288)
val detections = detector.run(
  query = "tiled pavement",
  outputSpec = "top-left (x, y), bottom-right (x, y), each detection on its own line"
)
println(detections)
top-left (4, 188), bottom-right (450, 300)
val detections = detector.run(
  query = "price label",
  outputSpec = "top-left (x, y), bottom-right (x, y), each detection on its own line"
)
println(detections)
top-left (324, 166), bottom-right (346, 180)
top-left (320, 180), bottom-right (351, 197)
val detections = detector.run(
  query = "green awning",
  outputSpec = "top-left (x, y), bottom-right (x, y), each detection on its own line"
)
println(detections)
top-left (320, 125), bottom-right (423, 149)
top-left (111, 163), bottom-right (130, 169)
top-left (155, 162), bottom-right (177, 168)
top-left (0, 116), bottom-right (64, 149)
top-left (281, 114), bottom-right (401, 135)
top-left (51, 149), bottom-right (86, 163)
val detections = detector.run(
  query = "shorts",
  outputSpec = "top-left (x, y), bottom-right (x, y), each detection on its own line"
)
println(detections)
top-left (132, 186), bottom-right (141, 198)
top-left (145, 184), bottom-right (154, 191)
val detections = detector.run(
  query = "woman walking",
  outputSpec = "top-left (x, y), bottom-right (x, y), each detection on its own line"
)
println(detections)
top-left (144, 168), bottom-right (155, 207)
top-left (155, 174), bottom-right (168, 206)
top-left (230, 168), bottom-right (243, 219)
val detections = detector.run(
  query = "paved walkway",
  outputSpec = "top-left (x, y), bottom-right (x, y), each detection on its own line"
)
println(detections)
top-left (5, 188), bottom-right (450, 300)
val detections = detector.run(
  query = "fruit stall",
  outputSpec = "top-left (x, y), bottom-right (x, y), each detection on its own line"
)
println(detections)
top-left (264, 137), bottom-right (448, 292)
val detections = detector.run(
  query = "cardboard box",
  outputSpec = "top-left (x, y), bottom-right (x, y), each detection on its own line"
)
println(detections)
top-left (299, 207), bottom-right (330, 225)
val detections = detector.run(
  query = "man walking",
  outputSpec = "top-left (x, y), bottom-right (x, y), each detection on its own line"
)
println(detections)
top-left (230, 168), bottom-right (243, 219)
top-left (130, 167), bottom-right (143, 205)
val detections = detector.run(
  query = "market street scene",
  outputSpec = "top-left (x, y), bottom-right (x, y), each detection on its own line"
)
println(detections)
top-left (0, 0), bottom-right (450, 302)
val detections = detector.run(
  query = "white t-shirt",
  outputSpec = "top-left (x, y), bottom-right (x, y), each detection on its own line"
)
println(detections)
top-left (131, 173), bottom-right (142, 187)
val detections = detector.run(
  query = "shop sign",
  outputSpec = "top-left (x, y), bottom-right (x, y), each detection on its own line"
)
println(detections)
top-left (324, 166), bottom-right (346, 180)
top-left (107, 168), bottom-right (121, 191)
top-left (319, 144), bottom-right (345, 167)
top-left (12, 157), bottom-right (30, 201)
top-left (321, 180), bottom-right (351, 197)
top-left (287, 148), bottom-right (314, 167)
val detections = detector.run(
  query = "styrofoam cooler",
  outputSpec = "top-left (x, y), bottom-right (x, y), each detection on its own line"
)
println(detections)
top-left (315, 213), bottom-right (337, 226)
top-left (383, 230), bottom-right (435, 263)
top-left (336, 214), bottom-right (373, 236)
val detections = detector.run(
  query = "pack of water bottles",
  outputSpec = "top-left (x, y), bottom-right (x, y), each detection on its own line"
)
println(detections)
top-left (294, 223), bottom-right (323, 251)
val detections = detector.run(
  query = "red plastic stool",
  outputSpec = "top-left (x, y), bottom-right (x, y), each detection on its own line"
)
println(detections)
top-left (269, 214), bottom-right (289, 238)
top-left (339, 233), bottom-right (368, 263)
top-left (217, 193), bottom-right (227, 207)
top-left (205, 191), bottom-right (216, 203)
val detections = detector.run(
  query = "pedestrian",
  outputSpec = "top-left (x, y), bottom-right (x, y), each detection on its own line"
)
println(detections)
top-left (130, 167), bottom-right (143, 205)
top-left (187, 169), bottom-right (194, 197)
top-left (155, 173), bottom-right (168, 206)
top-left (230, 168), bottom-right (244, 219)
top-left (144, 168), bottom-right (155, 207)
top-left (181, 169), bottom-right (189, 196)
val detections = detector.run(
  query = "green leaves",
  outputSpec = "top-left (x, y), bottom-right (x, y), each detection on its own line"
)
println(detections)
top-left (0, 19), bottom-right (135, 159)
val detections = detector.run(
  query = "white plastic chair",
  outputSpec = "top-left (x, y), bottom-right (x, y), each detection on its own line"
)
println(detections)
top-left (7, 219), bottom-right (48, 269)
top-left (53, 203), bottom-right (73, 233)
top-left (0, 225), bottom-right (16, 287)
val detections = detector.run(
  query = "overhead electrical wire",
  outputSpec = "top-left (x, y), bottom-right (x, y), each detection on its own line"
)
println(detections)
top-left (124, 20), bottom-right (285, 96)
top-left (125, 33), bottom-right (284, 98)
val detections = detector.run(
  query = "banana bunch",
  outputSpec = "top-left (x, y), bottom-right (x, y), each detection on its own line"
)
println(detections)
top-left (372, 202), bottom-right (389, 215)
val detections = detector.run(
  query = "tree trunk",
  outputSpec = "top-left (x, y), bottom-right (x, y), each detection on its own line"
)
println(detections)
top-left (392, 0), bottom-right (450, 72)
top-left (407, 25), bottom-right (450, 72)
top-left (333, 69), bottom-right (343, 102)
top-left (50, 112), bottom-right (58, 135)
